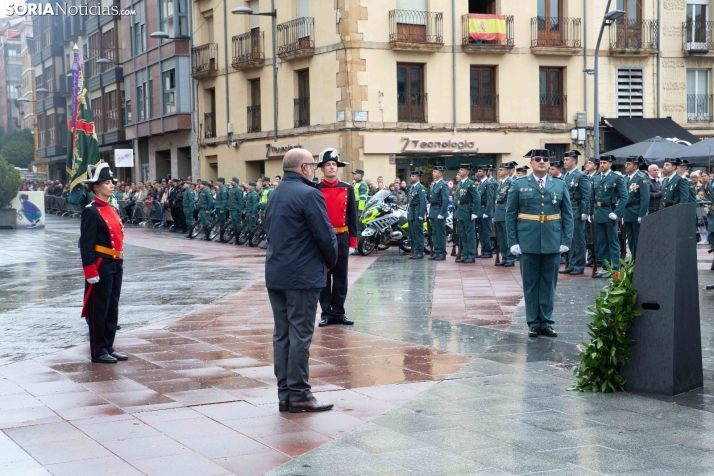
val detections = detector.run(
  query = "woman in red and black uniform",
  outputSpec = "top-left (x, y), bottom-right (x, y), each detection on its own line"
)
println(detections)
top-left (316, 148), bottom-right (358, 327)
top-left (80, 162), bottom-right (127, 364)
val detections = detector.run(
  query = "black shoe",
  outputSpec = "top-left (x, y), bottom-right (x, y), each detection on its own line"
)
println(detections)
top-left (480, 254), bottom-right (492, 259)
top-left (463, 259), bottom-right (475, 263)
top-left (494, 262), bottom-right (504, 266)
top-left (503, 262), bottom-right (515, 267)
top-left (434, 256), bottom-right (446, 261)
top-left (259, 244), bottom-right (267, 249)
top-left (116, 325), bottom-right (121, 330)
top-left (92, 354), bottom-right (117, 364)
top-left (279, 400), bottom-right (289, 412)
top-left (427, 256), bottom-right (437, 260)
top-left (410, 254), bottom-right (423, 260)
top-left (559, 268), bottom-right (574, 275)
top-left (569, 270), bottom-right (585, 275)
top-left (455, 258), bottom-right (464, 263)
top-left (333, 315), bottom-right (354, 325)
top-left (110, 352), bottom-right (128, 361)
top-left (318, 317), bottom-right (332, 327)
top-left (541, 327), bottom-right (558, 338)
top-left (528, 327), bottom-right (540, 337)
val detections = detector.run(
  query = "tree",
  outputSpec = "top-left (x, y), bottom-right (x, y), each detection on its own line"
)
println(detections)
top-left (2, 140), bottom-right (34, 168)
top-left (0, 154), bottom-right (22, 208)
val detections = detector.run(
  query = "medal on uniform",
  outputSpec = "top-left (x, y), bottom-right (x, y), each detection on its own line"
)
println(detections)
top-left (552, 193), bottom-right (557, 204)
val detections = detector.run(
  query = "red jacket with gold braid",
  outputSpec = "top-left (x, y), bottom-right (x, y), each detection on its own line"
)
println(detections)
top-left (79, 197), bottom-right (125, 279)
top-left (317, 179), bottom-right (358, 248)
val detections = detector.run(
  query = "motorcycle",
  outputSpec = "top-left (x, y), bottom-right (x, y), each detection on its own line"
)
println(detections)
top-left (358, 190), bottom-right (413, 256)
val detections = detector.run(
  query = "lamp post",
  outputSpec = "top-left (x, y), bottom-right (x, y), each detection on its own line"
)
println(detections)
top-left (233, 6), bottom-right (278, 142)
top-left (593, 3), bottom-right (625, 159)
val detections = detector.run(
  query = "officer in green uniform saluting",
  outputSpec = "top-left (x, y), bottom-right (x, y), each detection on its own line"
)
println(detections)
top-left (352, 169), bottom-right (369, 236)
top-left (506, 149), bottom-right (574, 338)
top-left (476, 164), bottom-right (496, 258)
top-left (258, 177), bottom-right (273, 249)
top-left (227, 177), bottom-right (244, 232)
top-left (182, 181), bottom-right (196, 238)
top-left (494, 161), bottom-right (517, 267)
top-left (196, 180), bottom-right (215, 240)
top-left (590, 154), bottom-right (628, 275)
top-left (428, 166), bottom-right (450, 261)
top-left (407, 170), bottom-right (428, 259)
top-left (245, 181), bottom-right (260, 234)
top-left (559, 150), bottom-right (591, 275)
top-left (454, 164), bottom-right (481, 263)
top-left (622, 156), bottom-right (650, 261)
top-left (215, 178), bottom-right (229, 229)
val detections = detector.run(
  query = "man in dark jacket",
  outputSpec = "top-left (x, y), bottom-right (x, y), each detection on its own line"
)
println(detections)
top-left (647, 164), bottom-right (661, 214)
top-left (265, 148), bottom-right (338, 413)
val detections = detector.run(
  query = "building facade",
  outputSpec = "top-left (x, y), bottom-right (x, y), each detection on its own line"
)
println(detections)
top-left (0, 18), bottom-right (32, 133)
top-left (19, 19), bottom-right (35, 132)
top-left (186, 0), bottom-right (714, 183)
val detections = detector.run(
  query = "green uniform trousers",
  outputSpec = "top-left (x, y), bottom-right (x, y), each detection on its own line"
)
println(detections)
top-left (624, 221), bottom-right (640, 261)
top-left (520, 253), bottom-right (560, 330)
top-left (198, 209), bottom-right (211, 228)
top-left (594, 221), bottom-right (621, 270)
top-left (457, 218), bottom-right (477, 260)
top-left (477, 217), bottom-right (494, 256)
top-left (184, 209), bottom-right (195, 228)
top-left (495, 221), bottom-right (515, 264)
top-left (217, 211), bottom-right (226, 228)
top-left (228, 209), bottom-right (242, 230)
top-left (567, 216), bottom-right (586, 272)
top-left (259, 209), bottom-right (269, 243)
top-left (429, 217), bottom-right (446, 257)
top-left (247, 215), bottom-right (257, 233)
top-left (408, 219), bottom-right (425, 256)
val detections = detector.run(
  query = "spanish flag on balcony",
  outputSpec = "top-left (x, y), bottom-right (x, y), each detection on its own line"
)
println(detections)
top-left (468, 14), bottom-right (507, 42)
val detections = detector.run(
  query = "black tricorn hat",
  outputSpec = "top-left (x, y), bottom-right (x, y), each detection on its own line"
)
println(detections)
top-left (459, 163), bottom-right (473, 171)
top-left (598, 154), bottom-right (616, 162)
top-left (499, 161), bottom-right (517, 169)
top-left (664, 157), bottom-right (683, 166)
top-left (550, 161), bottom-right (563, 168)
top-left (410, 170), bottom-right (424, 176)
top-left (317, 148), bottom-right (348, 167)
top-left (587, 157), bottom-right (600, 165)
top-left (82, 162), bottom-right (117, 187)
top-left (563, 150), bottom-right (582, 158)
top-left (516, 165), bottom-right (530, 172)
top-left (433, 166), bottom-right (448, 171)
top-left (524, 149), bottom-right (553, 158)
top-left (625, 156), bottom-right (645, 165)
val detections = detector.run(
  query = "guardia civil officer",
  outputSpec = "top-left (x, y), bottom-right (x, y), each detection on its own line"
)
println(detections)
top-left (182, 181), bottom-right (196, 238)
top-left (227, 177), bottom-right (244, 232)
top-left (245, 181), bottom-right (260, 234)
top-left (79, 162), bottom-right (127, 363)
top-left (559, 150), bottom-right (591, 275)
top-left (660, 157), bottom-right (690, 208)
top-left (476, 165), bottom-right (495, 258)
top-left (590, 155), bottom-right (627, 275)
top-left (676, 159), bottom-right (697, 202)
top-left (622, 156), bottom-right (650, 261)
top-left (584, 157), bottom-right (601, 267)
top-left (516, 165), bottom-right (530, 178)
top-left (215, 178), bottom-right (229, 230)
top-left (428, 166), bottom-right (450, 260)
top-left (453, 164), bottom-right (480, 263)
top-left (494, 161), bottom-right (516, 267)
top-left (258, 177), bottom-right (273, 249)
top-left (506, 150), bottom-right (574, 338)
top-left (407, 170), bottom-right (428, 259)
top-left (197, 180), bottom-right (215, 240)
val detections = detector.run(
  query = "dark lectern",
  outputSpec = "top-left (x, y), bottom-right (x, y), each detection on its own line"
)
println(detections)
top-left (621, 203), bottom-right (703, 396)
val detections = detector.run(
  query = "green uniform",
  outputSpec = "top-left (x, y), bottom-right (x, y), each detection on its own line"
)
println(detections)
top-left (477, 177), bottom-right (496, 257)
top-left (660, 173), bottom-right (691, 208)
top-left (407, 182), bottom-right (428, 257)
top-left (590, 171), bottom-right (628, 270)
top-left (428, 179), bottom-right (450, 258)
top-left (506, 174), bottom-right (574, 330)
top-left (563, 168), bottom-right (592, 272)
top-left (227, 185), bottom-right (245, 229)
top-left (182, 188), bottom-right (196, 228)
top-left (493, 176), bottom-right (515, 265)
top-left (622, 170), bottom-right (650, 261)
top-left (454, 178), bottom-right (480, 260)
top-left (215, 184), bottom-right (229, 227)
top-left (354, 179), bottom-right (369, 235)
top-left (197, 187), bottom-right (214, 229)
top-left (245, 189), bottom-right (260, 232)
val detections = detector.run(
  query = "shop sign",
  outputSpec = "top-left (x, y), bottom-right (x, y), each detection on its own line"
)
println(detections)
top-left (265, 142), bottom-right (303, 158)
top-left (400, 136), bottom-right (479, 154)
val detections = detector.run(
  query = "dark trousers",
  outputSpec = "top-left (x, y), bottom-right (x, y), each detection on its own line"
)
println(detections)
top-left (408, 217), bottom-right (425, 256)
top-left (567, 215), bottom-right (586, 272)
top-left (320, 233), bottom-right (349, 319)
top-left (495, 221), bottom-right (515, 263)
top-left (429, 216), bottom-right (446, 257)
top-left (624, 221), bottom-right (640, 261)
top-left (477, 217), bottom-right (494, 255)
top-left (520, 253), bottom-right (560, 330)
top-left (171, 206), bottom-right (185, 230)
top-left (85, 259), bottom-right (122, 359)
top-left (594, 221), bottom-right (621, 270)
top-left (268, 288), bottom-right (320, 402)
top-left (184, 208), bottom-right (195, 228)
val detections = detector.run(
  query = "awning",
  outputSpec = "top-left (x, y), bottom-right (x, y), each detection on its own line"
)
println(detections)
top-left (677, 136), bottom-right (714, 165)
top-left (604, 118), bottom-right (700, 145)
top-left (602, 136), bottom-right (688, 165)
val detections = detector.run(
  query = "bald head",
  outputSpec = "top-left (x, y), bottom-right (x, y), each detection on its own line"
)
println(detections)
top-left (283, 148), bottom-right (312, 172)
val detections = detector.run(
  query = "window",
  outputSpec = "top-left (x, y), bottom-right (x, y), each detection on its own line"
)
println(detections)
top-left (686, 1), bottom-right (709, 45)
top-left (7, 64), bottom-right (21, 82)
top-left (91, 97), bottom-right (103, 134)
top-left (38, 114), bottom-right (46, 147)
top-left (470, 66), bottom-right (496, 122)
top-left (396, 63), bottom-right (426, 122)
top-left (44, 64), bottom-right (54, 93)
top-left (106, 90), bottom-right (119, 130)
top-left (131, 0), bottom-right (146, 56)
top-left (468, 0), bottom-right (495, 14)
top-left (616, 67), bottom-right (644, 118)
top-left (136, 70), bottom-right (148, 121)
top-left (687, 69), bottom-right (710, 121)
top-left (6, 85), bottom-right (17, 99)
top-left (102, 29), bottom-right (117, 63)
top-left (160, 0), bottom-right (175, 38)
top-left (160, 0), bottom-right (188, 39)
top-left (162, 68), bottom-right (176, 114)
top-left (248, 79), bottom-right (260, 132)
top-left (87, 31), bottom-right (100, 78)
top-left (539, 67), bottom-right (565, 122)
top-left (47, 114), bottom-right (57, 146)
top-left (617, 0), bottom-right (641, 21)
top-left (295, 69), bottom-right (310, 127)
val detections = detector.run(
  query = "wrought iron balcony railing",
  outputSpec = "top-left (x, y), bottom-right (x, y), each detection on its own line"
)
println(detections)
top-left (609, 19), bottom-right (658, 51)
top-left (462, 14), bottom-right (513, 48)
top-left (277, 17), bottom-right (314, 60)
top-left (539, 94), bottom-right (567, 123)
top-left (397, 92), bottom-right (428, 123)
top-left (232, 30), bottom-right (264, 70)
top-left (470, 94), bottom-right (499, 123)
top-left (687, 94), bottom-right (713, 122)
top-left (247, 105), bottom-right (261, 133)
top-left (191, 43), bottom-right (218, 78)
top-left (531, 17), bottom-right (581, 48)
top-left (294, 98), bottom-right (310, 128)
top-left (389, 10), bottom-right (443, 45)
top-left (683, 21), bottom-right (714, 53)
top-left (204, 112), bottom-right (216, 138)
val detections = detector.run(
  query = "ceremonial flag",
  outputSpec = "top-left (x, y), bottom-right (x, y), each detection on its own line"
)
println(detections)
top-left (467, 14), bottom-right (507, 42)
top-left (66, 45), bottom-right (101, 205)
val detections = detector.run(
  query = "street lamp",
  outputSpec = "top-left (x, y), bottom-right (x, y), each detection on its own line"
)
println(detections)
top-left (150, 31), bottom-right (190, 40)
top-left (233, 6), bottom-right (278, 142)
top-left (593, 2), bottom-right (625, 159)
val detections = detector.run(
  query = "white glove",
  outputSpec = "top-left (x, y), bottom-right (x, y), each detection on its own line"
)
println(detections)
top-left (437, 214), bottom-right (444, 220)
top-left (581, 214), bottom-right (588, 221)
top-left (87, 276), bottom-right (100, 284)
top-left (510, 245), bottom-right (521, 256)
top-left (471, 214), bottom-right (477, 221)
top-left (587, 215), bottom-right (592, 223)
top-left (637, 217), bottom-right (642, 223)
top-left (559, 245), bottom-right (569, 253)
top-left (349, 247), bottom-right (355, 255)
top-left (418, 216), bottom-right (423, 221)
top-left (608, 212), bottom-right (618, 221)
top-left (483, 214), bottom-right (489, 219)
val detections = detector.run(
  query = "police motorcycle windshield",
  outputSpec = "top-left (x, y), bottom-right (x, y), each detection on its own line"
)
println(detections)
top-left (362, 190), bottom-right (391, 213)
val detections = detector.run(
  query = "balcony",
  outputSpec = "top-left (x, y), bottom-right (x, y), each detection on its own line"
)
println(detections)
top-left (687, 94), bottom-right (713, 122)
top-left (389, 10), bottom-right (444, 52)
top-left (609, 19), bottom-right (658, 55)
top-left (397, 92), bottom-right (427, 123)
top-left (530, 17), bottom-right (582, 55)
top-left (540, 94), bottom-right (567, 123)
top-left (191, 44), bottom-right (218, 79)
top-left (470, 94), bottom-right (498, 123)
top-left (232, 30), bottom-right (264, 71)
top-left (294, 98), bottom-right (310, 128)
top-left (683, 21), bottom-right (714, 55)
top-left (277, 18), bottom-right (315, 61)
top-left (462, 14), bottom-right (514, 53)
top-left (204, 112), bottom-right (216, 138)
top-left (247, 105), bottom-right (261, 133)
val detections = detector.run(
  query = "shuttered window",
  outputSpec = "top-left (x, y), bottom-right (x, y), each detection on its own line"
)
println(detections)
top-left (397, 0), bottom-right (426, 11)
top-left (617, 67), bottom-right (644, 118)
top-left (249, 0), bottom-right (259, 29)
top-left (297, 0), bottom-right (308, 18)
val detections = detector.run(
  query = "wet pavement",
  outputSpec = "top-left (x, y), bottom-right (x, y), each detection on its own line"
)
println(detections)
top-left (2, 215), bottom-right (714, 475)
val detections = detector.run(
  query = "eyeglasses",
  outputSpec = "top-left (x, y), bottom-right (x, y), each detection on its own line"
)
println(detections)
top-left (533, 157), bottom-right (550, 163)
top-left (301, 162), bottom-right (318, 168)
